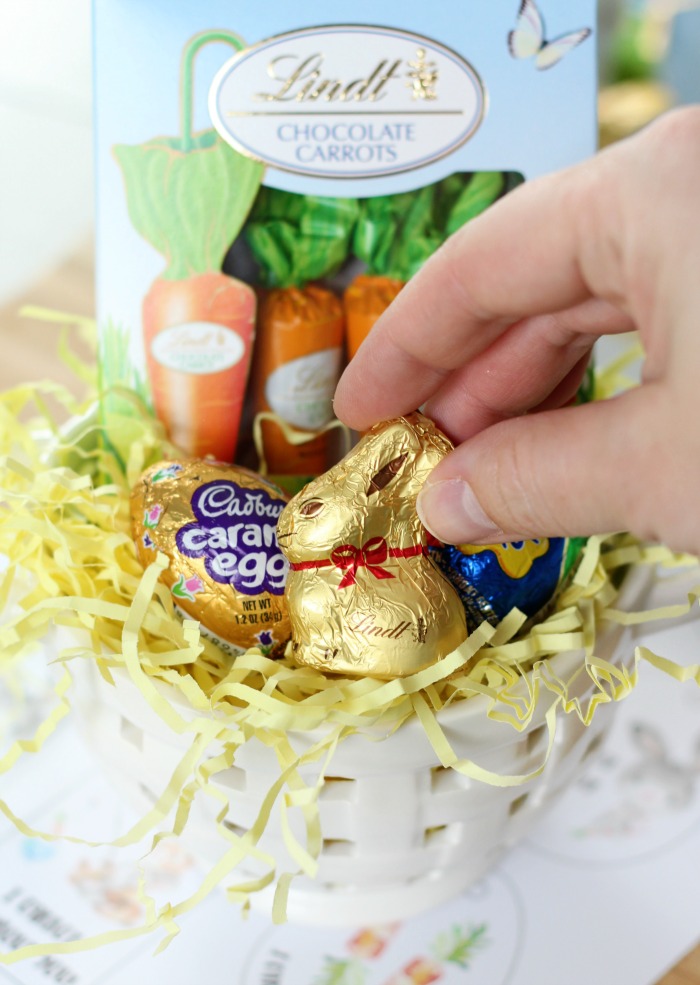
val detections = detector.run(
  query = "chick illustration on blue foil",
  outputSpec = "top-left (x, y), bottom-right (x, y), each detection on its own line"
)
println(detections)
top-left (431, 537), bottom-right (586, 631)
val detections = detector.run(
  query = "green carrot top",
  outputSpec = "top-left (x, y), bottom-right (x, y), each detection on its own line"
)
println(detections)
top-left (353, 172), bottom-right (509, 281)
top-left (245, 187), bottom-right (361, 289)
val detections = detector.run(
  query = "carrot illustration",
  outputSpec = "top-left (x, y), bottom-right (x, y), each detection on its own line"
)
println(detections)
top-left (114, 31), bottom-right (264, 461)
top-left (246, 189), bottom-right (359, 475)
top-left (346, 173), bottom-right (511, 359)
top-left (141, 273), bottom-right (255, 460)
top-left (347, 923), bottom-right (401, 960)
top-left (383, 957), bottom-right (442, 985)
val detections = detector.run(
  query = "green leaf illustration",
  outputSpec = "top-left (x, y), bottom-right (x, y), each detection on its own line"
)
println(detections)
top-left (98, 319), bottom-right (151, 405)
top-left (312, 956), bottom-right (367, 985)
top-left (431, 922), bottom-right (489, 968)
top-left (96, 318), bottom-right (156, 471)
top-left (151, 470), bottom-right (169, 485)
top-left (171, 575), bottom-right (194, 602)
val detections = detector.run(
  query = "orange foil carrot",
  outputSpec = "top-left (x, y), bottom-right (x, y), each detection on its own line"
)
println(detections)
top-left (346, 174), bottom-right (509, 359)
top-left (143, 273), bottom-right (256, 461)
top-left (344, 275), bottom-right (403, 361)
top-left (251, 284), bottom-right (344, 475)
top-left (245, 189), bottom-right (358, 475)
top-left (343, 185), bottom-right (433, 360)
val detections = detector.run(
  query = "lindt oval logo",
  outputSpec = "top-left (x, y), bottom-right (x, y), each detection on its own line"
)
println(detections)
top-left (151, 323), bottom-right (245, 375)
top-left (209, 25), bottom-right (486, 179)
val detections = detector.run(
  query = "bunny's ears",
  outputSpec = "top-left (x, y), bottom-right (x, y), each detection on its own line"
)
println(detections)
top-left (357, 412), bottom-right (454, 487)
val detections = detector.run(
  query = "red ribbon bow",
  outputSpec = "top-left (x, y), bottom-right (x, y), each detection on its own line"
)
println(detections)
top-left (331, 536), bottom-right (395, 590)
top-left (289, 539), bottom-right (427, 589)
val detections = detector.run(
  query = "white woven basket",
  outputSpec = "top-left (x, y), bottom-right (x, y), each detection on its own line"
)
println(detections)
top-left (71, 566), bottom-right (651, 926)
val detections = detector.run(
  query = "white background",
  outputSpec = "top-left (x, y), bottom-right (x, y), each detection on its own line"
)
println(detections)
top-left (0, 0), bottom-right (92, 306)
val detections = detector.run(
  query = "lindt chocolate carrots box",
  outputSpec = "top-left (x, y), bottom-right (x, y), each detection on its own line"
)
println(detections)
top-left (93, 0), bottom-right (597, 478)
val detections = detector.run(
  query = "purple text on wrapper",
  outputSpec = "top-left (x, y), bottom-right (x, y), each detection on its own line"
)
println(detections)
top-left (176, 481), bottom-right (288, 595)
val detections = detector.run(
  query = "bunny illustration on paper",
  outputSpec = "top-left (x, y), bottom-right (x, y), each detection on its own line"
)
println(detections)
top-left (575, 723), bottom-right (700, 839)
top-left (276, 413), bottom-right (467, 678)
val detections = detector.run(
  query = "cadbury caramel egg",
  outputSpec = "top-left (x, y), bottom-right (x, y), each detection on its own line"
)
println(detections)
top-left (131, 460), bottom-right (290, 657)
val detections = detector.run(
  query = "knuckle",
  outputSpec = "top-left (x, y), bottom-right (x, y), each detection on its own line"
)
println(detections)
top-left (484, 425), bottom-right (550, 536)
top-left (644, 105), bottom-right (700, 155)
top-left (563, 161), bottom-right (626, 303)
top-left (438, 233), bottom-right (497, 324)
top-left (631, 107), bottom-right (700, 203)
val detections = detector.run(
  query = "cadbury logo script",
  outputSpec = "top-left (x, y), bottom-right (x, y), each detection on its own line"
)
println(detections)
top-left (177, 481), bottom-right (288, 595)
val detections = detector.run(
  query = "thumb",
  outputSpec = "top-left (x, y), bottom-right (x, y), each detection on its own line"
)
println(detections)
top-left (417, 393), bottom-right (651, 544)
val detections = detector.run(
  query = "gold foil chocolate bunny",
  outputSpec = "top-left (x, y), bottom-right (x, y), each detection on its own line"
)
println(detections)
top-left (276, 413), bottom-right (467, 679)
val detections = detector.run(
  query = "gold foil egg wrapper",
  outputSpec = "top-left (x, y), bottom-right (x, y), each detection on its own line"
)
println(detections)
top-left (277, 413), bottom-right (467, 679)
top-left (131, 460), bottom-right (291, 657)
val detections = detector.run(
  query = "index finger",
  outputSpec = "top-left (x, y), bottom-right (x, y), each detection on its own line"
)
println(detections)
top-left (334, 143), bottom-right (627, 430)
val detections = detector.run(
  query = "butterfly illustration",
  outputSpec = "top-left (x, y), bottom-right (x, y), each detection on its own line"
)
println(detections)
top-left (508, 0), bottom-right (592, 70)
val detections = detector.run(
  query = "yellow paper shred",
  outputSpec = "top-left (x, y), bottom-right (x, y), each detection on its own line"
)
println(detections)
top-left (0, 318), bottom-right (698, 960)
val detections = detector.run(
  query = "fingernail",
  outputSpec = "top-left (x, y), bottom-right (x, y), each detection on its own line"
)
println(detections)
top-left (417, 479), bottom-right (501, 544)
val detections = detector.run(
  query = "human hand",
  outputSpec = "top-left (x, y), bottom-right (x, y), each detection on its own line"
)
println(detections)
top-left (334, 108), bottom-right (700, 555)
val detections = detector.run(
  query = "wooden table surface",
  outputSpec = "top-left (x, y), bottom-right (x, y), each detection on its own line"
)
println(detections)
top-left (0, 243), bottom-right (698, 985)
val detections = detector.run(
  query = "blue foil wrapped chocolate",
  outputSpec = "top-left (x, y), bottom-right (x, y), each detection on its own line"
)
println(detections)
top-left (431, 538), bottom-right (586, 630)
